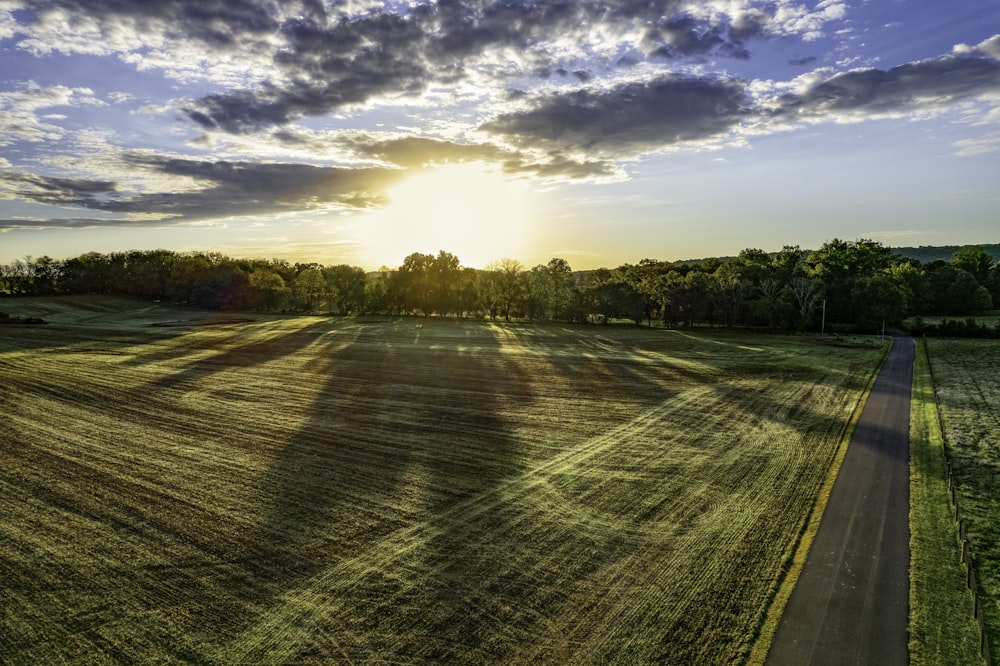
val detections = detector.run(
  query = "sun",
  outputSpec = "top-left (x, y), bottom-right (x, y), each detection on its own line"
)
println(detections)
top-left (357, 162), bottom-right (539, 268)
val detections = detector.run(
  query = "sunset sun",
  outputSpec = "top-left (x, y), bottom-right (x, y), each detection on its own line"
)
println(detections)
top-left (357, 162), bottom-right (539, 268)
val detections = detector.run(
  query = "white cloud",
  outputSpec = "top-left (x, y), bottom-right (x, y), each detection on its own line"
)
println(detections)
top-left (954, 34), bottom-right (1000, 61)
top-left (0, 82), bottom-right (104, 146)
top-left (954, 132), bottom-right (1000, 156)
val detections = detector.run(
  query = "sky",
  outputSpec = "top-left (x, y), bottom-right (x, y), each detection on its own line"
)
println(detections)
top-left (1, 0), bottom-right (998, 270)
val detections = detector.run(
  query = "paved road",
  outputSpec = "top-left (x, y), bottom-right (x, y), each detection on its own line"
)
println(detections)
top-left (766, 336), bottom-right (914, 665)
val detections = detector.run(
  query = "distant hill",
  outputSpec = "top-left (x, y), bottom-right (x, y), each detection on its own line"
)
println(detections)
top-left (890, 244), bottom-right (1000, 265)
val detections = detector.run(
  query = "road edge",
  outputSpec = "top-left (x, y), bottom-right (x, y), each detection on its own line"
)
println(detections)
top-left (745, 336), bottom-right (892, 665)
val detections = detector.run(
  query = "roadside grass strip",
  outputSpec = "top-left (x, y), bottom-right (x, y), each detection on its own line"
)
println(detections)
top-left (0, 299), bottom-right (885, 664)
top-left (909, 337), bottom-right (982, 665)
top-left (926, 338), bottom-right (1000, 661)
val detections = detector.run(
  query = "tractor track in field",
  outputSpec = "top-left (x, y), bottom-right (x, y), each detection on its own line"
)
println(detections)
top-left (216, 389), bottom-right (702, 662)
top-left (1, 307), bottom-right (887, 664)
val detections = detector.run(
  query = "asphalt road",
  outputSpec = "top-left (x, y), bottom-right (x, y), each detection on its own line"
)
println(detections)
top-left (765, 336), bottom-right (914, 666)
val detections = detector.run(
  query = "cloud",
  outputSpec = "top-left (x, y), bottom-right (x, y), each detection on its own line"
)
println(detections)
top-left (6, 0), bottom-right (818, 133)
top-left (481, 74), bottom-right (752, 157)
top-left (0, 157), bottom-right (407, 228)
top-left (0, 81), bottom-right (104, 146)
top-left (181, 1), bottom-right (771, 132)
top-left (773, 52), bottom-right (1000, 121)
top-left (789, 56), bottom-right (818, 67)
top-left (0, 171), bottom-right (117, 208)
top-left (954, 34), bottom-right (1000, 61)
top-left (954, 132), bottom-right (1000, 157)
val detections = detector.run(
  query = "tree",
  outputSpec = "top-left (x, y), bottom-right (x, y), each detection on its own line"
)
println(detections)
top-left (654, 270), bottom-right (686, 327)
top-left (429, 250), bottom-right (461, 315)
top-left (481, 258), bottom-right (524, 321)
top-left (364, 271), bottom-right (392, 314)
top-left (398, 252), bottom-right (435, 314)
top-left (789, 276), bottom-right (822, 330)
top-left (294, 268), bottom-right (325, 312)
top-left (584, 267), bottom-right (644, 324)
top-left (323, 264), bottom-right (367, 314)
top-left (806, 238), bottom-right (894, 325)
top-left (851, 271), bottom-right (909, 331)
top-left (249, 269), bottom-right (288, 311)
top-left (927, 264), bottom-right (991, 315)
top-left (537, 257), bottom-right (576, 321)
top-left (951, 245), bottom-right (993, 285)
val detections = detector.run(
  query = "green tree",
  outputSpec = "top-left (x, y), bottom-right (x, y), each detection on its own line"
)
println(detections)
top-left (323, 264), bottom-right (367, 314)
top-left (540, 257), bottom-right (576, 321)
top-left (294, 268), bottom-right (326, 312)
top-left (481, 258), bottom-right (525, 321)
top-left (806, 238), bottom-right (895, 325)
top-left (951, 245), bottom-right (993, 284)
top-left (429, 250), bottom-right (461, 315)
top-left (851, 271), bottom-right (909, 331)
top-left (398, 252), bottom-right (435, 314)
top-left (249, 269), bottom-right (288, 311)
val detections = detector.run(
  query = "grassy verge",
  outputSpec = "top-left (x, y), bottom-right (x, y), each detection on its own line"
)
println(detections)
top-left (926, 338), bottom-right (1000, 661)
top-left (746, 335), bottom-right (889, 665)
top-left (909, 338), bottom-right (983, 665)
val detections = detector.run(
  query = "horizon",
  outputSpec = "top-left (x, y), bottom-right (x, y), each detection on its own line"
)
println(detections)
top-left (1, 1), bottom-right (999, 270)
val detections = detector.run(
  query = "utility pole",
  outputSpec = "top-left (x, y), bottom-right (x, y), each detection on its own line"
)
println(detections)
top-left (821, 299), bottom-right (826, 335)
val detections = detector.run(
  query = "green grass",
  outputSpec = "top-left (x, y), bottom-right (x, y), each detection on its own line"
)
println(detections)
top-left (909, 338), bottom-right (983, 665)
top-left (0, 297), bottom-right (884, 664)
top-left (926, 338), bottom-right (1000, 660)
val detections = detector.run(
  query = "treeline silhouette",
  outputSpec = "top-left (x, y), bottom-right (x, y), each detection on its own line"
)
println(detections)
top-left (1, 240), bottom-right (998, 335)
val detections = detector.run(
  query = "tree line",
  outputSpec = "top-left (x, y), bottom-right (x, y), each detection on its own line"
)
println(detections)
top-left (1, 240), bottom-right (998, 334)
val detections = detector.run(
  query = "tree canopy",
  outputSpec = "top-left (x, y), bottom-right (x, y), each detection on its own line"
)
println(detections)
top-left (2, 240), bottom-right (997, 335)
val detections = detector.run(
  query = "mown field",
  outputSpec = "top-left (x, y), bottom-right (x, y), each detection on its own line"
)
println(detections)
top-left (926, 338), bottom-right (1000, 657)
top-left (0, 297), bottom-right (883, 664)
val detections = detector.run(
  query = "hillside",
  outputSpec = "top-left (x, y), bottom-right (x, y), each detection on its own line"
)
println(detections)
top-left (890, 244), bottom-right (1000, 265)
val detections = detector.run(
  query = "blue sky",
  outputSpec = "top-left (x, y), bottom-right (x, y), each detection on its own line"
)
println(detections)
top-left (1, 0), bottom-right (998, 269)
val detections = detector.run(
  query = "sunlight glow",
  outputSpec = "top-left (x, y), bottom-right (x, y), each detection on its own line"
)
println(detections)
top-left (356, 162), bottom-right (539, 268)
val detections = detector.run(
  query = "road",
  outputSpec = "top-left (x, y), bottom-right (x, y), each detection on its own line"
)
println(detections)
top-left (765, 335), bottom-right (914, 665)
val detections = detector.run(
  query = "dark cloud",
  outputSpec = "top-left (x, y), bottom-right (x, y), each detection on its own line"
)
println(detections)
top-left (25, 0), bottom-right (281, 47)
top-left (648, 16), bottom-right (726, 59)
top-left (502, 153), bottom-right (620, 181)
top-left (0, 216), bottom-right (160, 230)
top-left (336, 136), bottom-right (508, 168)
top-left (789, 56), bottom-right (818, 67)
top-left (776, 53), bottom-right (1000, 117)
top-left (329, 133), bottom-right (619, 181)
top-left (0, 172), bottom-right (118, 208)
top-left (481, 74), bottom-right (752, 155)
top-left (0, 157), bottom-right (405, 227)
top-left (172, 0), bottom-right (762, 131)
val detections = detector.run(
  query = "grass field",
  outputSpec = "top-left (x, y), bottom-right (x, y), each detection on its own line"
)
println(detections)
top-left (0, 297), bottom-right (883, 664)
top-left (908, 339), bottom-right (982, 665)
top-left (926, 338), bottom-right (1000, 659)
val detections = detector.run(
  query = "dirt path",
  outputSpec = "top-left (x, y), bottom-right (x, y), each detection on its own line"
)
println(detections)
top-left (765, 336), bottom-right (914, 665)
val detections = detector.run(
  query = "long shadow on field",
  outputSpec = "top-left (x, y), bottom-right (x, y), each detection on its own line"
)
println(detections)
top-left (234, 318), bottom-right (538, 661)
top-left (489, 322), bottom-right (700, 408)
top-left (140, 319), bottom-right (334, 390)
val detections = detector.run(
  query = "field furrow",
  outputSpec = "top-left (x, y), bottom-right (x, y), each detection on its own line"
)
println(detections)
top-left (0, 299), bottom-right (882, 664)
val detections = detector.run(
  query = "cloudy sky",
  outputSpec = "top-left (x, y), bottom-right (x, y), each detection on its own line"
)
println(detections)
top-left (1, 0), bottom-right (998, 269)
